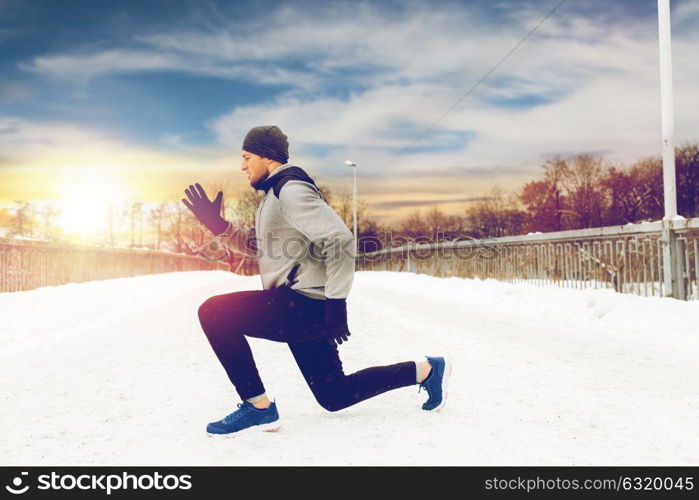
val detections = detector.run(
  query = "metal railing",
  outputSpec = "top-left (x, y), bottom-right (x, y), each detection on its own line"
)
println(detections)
top-left (7, 218), bottom-right (697, 299)
top-left (0, 238), bottom-right (232, 293)
top-left (357, 218), bottom-right (699, 300)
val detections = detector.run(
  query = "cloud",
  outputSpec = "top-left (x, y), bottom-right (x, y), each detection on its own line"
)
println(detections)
top-left (0, 80), bottom-right (31, 102)
top-left (20, 49), bottom-right (316, 88)
top-left (673, 0), bottom-right (699, 27)
top-left (372, 196), bottom-right (491, 210)
top-left (201, 2), bottom-right (698, 178)
top-left (0, 115), bottom-right (228, 171)
top-left (9, 0), bottom-right (699, 213)
top-left (20, 50), bottom-right (178, 84)
top-left (19, 1), bottom-right (589, 90)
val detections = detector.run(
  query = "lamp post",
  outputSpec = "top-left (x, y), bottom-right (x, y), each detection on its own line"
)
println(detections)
top-left (344, 160), bottom-right (358, 253)
top-left (657, 0), bottom-right (682, 298)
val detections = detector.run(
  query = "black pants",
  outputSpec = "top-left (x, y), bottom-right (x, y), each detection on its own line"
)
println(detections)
top-left (197, 286), bottom-right (417, 412)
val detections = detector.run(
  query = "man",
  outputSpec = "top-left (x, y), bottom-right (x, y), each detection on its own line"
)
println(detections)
top-left (183, 125), bottom-right (451, 436)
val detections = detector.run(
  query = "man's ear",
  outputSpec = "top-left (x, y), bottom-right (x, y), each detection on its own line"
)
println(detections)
top-left (262, 157), bottom-right (281, 176)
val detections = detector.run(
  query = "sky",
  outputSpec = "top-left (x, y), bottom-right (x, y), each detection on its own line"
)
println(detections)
top-left (0, 0), bottom-right (698, 224)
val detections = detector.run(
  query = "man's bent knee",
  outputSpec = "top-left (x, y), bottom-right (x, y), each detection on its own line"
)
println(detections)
top-left (312, 384), bottom-right (353, 413)
top-left (316, 398), bottom-right (346, 413)
top-left (198, 297), bottom-right (215, 328)
top-left (198, 296), bottom-right (228, 335)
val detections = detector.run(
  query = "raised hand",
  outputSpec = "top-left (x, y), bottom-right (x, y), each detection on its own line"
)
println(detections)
top-left (182, 183), bottom-right (229, 235)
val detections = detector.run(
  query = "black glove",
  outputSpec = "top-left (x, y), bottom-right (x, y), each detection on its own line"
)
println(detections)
top-left (182, 183), bottom-right (229, 236)
top-left (324, 298), bottom-right (351, 346)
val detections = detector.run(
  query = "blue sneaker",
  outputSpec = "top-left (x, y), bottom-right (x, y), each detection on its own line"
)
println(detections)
top-left (206, 400), bottom-right (281, 435)
top-left (417, 356), bottom-right (452, 411)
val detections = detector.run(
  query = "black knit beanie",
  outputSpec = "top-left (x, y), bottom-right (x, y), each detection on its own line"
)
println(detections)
top-left (242, 125), bottom-right (289, 164)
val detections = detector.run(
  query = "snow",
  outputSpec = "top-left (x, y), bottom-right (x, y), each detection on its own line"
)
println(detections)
top-left (1, 270), bottom-right (698, 466)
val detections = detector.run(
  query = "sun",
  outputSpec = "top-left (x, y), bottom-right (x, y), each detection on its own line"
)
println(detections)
top-left (57, 196), bottom-right (111, 234)
top-left (55, 170), bottom-right (125, 235)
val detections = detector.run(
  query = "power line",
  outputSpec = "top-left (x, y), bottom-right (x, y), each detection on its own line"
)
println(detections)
top-left (384, 0), bottom-right (569, 169)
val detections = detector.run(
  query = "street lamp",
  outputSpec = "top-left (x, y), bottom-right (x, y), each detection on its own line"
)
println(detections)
top-left (657, 0), bottom-right (681, 298)
top-left (344, 160), bottom-right (358, 253)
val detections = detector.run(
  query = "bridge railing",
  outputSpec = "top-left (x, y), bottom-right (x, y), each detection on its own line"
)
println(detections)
top-left (357, 218), bottom-right (699, 300)
top-left (0, 238), bottom-right (235, 293)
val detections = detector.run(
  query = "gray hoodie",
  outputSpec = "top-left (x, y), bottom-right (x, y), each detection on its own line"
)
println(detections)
top-left (210, 163), bottom-right (356, 300)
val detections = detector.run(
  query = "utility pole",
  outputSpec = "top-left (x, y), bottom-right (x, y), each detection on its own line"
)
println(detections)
top-left (657, 0), bottom-right (683, 298)
top-left (344, 160), bottom-right (358, 253)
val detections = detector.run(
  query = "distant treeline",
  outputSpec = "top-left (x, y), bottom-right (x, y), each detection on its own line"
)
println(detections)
top-left (354, 142), bottom-right (699, 251)
top-left (1, 142), bottom-right (697, 256)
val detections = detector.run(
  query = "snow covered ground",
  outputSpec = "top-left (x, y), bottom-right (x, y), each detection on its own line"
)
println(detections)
top-left (1, 270), bottom-right (698, 466)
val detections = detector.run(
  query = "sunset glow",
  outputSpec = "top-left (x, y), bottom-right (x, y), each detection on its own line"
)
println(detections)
top-left (54, 170), bottom-right (125, 235)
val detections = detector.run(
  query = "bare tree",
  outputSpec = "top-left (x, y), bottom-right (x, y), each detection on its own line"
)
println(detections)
top-left (148, 202), bottom-right (168, 250)
top-left (165, 200), bottom-right (188, 253)
top-left (560, 153), bottom-right (606, 229)
top-left (11, 200), bottom-right (34, 238)
top-left (520, 156), bottom-right (569, 232)
top-left (0, 207), bottom-right (12, 237)
top-left (40, 203), bottom-right (60, 241)
top-left (228, 189), bottom-right (263, 229)
top-left (467, 187), bottom-right (525, 238)
top-left (317, 184), bottom-right (333, 206)
top-left (425, 206), bottom-right (450, 241)
top-left (676, 142), bottom-right (699, 218)
top-left (400, 209), bottom-right (429, 239)
top-left (107, 204), bottom-right (116, 246)
top-left (328, 189), bottom-right (368, 235)
top-left (127, 201), bottom-right (143, 248)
